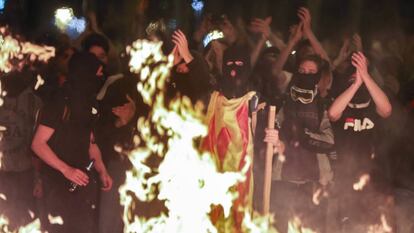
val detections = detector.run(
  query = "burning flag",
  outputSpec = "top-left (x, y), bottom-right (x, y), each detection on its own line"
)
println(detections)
top-left (120, 39), bottom-right (276, 233)
top-left (202, 91), bottom-right (256, 231)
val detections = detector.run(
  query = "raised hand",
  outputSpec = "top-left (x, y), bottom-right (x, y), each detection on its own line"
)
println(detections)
top-left (333, 38), bottom-right (351, 69)
top-left (352, 52), bottom-right (369, 86)
top-left (250, 17), bottom-right (272, 39)
top-left (291, 22), bottom-right (304, 43)
top-left (194, 14), bottom-right (213, 42)
top-left (62, 166), bottom-right (89, 186)
top-left (352, 52), bottom-right (369, 75)
top-left (339, 38), bottom-right (351, 60)
top-left (172, 30), bottom-right (193, 63)
top-left (297, 7), bottom-right (312, 34)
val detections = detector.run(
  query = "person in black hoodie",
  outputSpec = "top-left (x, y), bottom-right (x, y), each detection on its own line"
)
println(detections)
top-left (31, 52), bottom-right (112, 233)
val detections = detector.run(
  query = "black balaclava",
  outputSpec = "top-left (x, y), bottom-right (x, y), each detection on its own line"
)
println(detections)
top-left (289, 72), bottom-right (321, 105)
top-left (221, 45), bottom-right (251, 98)
top-left (66, 52), bottom-right (104, 125)
top-left (283, 57), bottom-right (322, 141)
top-left (289, 55), bottom-right (323, 104)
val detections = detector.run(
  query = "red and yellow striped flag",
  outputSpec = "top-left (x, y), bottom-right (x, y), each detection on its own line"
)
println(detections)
top-left (202, 91), bottom-right (256, 232)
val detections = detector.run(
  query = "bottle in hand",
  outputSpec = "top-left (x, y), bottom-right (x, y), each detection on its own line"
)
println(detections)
top-left (68, 159), bottom-right (95, 192)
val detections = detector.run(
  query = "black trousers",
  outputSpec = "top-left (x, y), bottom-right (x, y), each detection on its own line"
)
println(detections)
top-left (41, 174), bottom-right (99, 233)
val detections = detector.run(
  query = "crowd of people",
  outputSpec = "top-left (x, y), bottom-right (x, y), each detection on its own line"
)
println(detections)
top-left (0, 4), bottom-right (414, 233)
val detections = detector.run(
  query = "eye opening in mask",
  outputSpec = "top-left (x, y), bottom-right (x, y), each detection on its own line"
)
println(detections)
top-left (235, 61), bottom-right (244, 66)
top-left (290, 85), bottom-right (318, 104)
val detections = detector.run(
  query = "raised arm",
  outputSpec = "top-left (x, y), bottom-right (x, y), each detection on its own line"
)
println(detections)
top-left (332, 34), bottom-right (363, 70)
top-left (328, 77), bottom-right (361, 122)
top-left (298, 7), bottom-right (330, 62)
top-left (248, 17), bottom-right (271, 66)
top-left (352, 52), bottom-right (392, 118)
top-left (273, 22), bottom-right (303, 73)
top-left (31, 124), bottom-right (89, 186)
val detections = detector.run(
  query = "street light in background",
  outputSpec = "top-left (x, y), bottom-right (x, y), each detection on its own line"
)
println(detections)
top-left (191, 0), bottom-right (204, 17)
top-left (54, 7), bottom-right (86, 39)
top-left (0, 0), bottom-right (6, 12)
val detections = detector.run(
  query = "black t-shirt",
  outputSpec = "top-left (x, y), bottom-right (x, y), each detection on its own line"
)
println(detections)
top-left (332, 102), bottom-right (379, 160)
top-left (39, 97), bottom-right (92, 182)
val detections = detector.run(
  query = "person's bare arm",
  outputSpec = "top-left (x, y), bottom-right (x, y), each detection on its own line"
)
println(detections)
top-left (249, 17), bottom-right (270, 66)
top-left (328, 77), bottom-right (362, 122)
top-left (298, 7), bottom-right (330, 62)
top-left (352, 52), bottom-right (392, 118)
top-left (89, 133), bottom-right (113, 191)
top-left (273, 23), bottom-right (303, 74)
top-left (268, 32), bottom-right (287, 51)
top-left (31, 125), bottom-right (89, 186)
top-left (332, 38), bottom-right (351, 70)
top-left (250, 17), bottom-right (286, 51)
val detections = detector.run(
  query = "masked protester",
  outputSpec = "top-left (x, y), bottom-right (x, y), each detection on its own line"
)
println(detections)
top-left (201, 13), bottom-right (260, 232)
top-left (31, 52), bottom-right (112, 233)
top-left (328, 52), bottom-right (393, 232)
top-left (264, 55), bottom-right (334, 233)
top-left (218, 45), bottom-right (252, 99)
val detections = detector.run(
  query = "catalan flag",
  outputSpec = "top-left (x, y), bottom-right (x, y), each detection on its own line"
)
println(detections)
top-left (202, 91), bottom-right (256, 232)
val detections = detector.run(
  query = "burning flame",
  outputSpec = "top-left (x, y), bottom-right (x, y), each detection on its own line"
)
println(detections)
top-left (34, 75), bottom-right (44, 90)
top-left (48, 214), bottom-right (64, 225)
top-left (367, 214), bottom-right (393, 233)
top-left (312, 188), bottom-right (322, 206)
top-left (287, 216), bottom-right (316, 233)
top-left (353, 174), bottom-right (371, 191)
top-left (0, 27), bottom-right (55, 73)
top-left (0, 215), bottom-right (42, 233)
top-left (0, 27), bottom-right (55, 233)
top-left (120, 39), bottom-right (276, 232)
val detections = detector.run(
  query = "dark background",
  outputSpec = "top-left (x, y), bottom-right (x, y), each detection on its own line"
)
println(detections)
top-left (1, 0), bottom-right (414, 42)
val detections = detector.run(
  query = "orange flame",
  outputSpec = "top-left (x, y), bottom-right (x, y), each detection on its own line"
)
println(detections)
top-left (353, 174), bottom-right (371, 191)
top-left (120, 39), bottom-right (277, 233)
top-left (0, 27), bottom-right (55, 73)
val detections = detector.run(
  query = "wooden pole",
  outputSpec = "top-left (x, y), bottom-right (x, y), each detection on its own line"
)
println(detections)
top-left (263, 106), bottom-right (276, 214)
